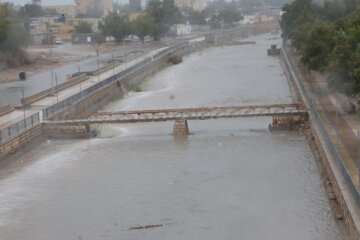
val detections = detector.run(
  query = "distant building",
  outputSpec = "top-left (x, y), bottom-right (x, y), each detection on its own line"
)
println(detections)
top-left (170, 23), bottom-right (192, 36)
top-left (74, 0), bottom-right (113, 17)
top-left (102, 0), bottom-right (113, 15)
top-left (74, 0), bottom-right (89, 15)
top-left (28, 17), bottom-right (100, 44)
top-left (129, 0), bottom-right (142, 12)
top-left (175, 0), bottom-right (204, 12)
top-left (43, 5), bottom-right (77, 18)
top-left (28, 17), bottom-right (54, 44)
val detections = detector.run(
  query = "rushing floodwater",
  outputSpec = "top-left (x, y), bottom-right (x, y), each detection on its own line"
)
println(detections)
top-left (0, 34), bottom-right (348, 239)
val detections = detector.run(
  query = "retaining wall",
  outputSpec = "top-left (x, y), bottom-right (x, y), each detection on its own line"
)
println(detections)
top-left (0, 124), bottom-right (42, 159)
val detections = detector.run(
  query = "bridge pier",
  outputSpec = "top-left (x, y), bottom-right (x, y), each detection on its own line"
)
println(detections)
top-left (173, 119), bottom-right (189, 136)
top-left (269, 114), bottom-right (308, 131)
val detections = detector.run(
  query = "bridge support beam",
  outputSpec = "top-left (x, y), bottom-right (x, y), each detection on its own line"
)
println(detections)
top-left (173, 119), bottom-right (189, 136)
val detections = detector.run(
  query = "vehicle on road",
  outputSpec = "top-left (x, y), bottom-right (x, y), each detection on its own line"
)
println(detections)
top-left (54, 39), bottom-right (64, 45)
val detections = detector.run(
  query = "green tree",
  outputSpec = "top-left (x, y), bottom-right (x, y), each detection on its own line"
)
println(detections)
top-left (208, 5), bottom-right (242, 28)
top-left (220, 6), bottom-right (243, 26)
top-left (146, 0), bottom-right (183, 39)
top-left (0, 4), bottom-right (10, 45)
top-left (0, 3), bottom-right (29, 67)
top-left (184, 9), bottom-right (207, 25)
top-left (300, 20), bottom-right (335, 70)
top-left (75, 21), bottom-right (93, 33)
top-left (280, 0), bottom-right (360, 95)
top-left (19, 2), bottom-right (44, 18)
top-left (204, 0), bottom-right (227, 16)
top-left (280, 0), bottom-right (320, 40)
top-left (99, 12), bottom-right (131, 43)
top-left (162, 0), bottom-right (183, 25)
top-left (131, 14), bottom-right (157, 43)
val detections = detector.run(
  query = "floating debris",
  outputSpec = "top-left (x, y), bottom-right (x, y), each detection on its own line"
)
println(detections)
top-left (128, 224), bottom-right (163, 230)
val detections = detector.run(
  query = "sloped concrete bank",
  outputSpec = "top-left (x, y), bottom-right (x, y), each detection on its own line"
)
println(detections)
top-left (281, 48), bottom-right (360, 240)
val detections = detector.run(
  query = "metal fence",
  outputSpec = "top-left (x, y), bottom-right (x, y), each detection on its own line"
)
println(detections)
top-left (282, 47), bottom-right (360, 208)
top-left (0, 112), bottom-right (40, 143)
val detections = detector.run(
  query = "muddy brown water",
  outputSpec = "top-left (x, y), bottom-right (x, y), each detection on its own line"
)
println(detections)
top-left (0, 34), bottom-right (349, 239)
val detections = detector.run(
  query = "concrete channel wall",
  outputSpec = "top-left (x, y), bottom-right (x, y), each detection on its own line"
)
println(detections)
top-left (281, 47), bottom-right (360, 240)
top-left (0, 124), bottom-right (42, 159)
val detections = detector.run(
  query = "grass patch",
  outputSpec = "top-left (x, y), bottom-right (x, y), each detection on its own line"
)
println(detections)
top-left (132, 85), bottom-right (142, 92)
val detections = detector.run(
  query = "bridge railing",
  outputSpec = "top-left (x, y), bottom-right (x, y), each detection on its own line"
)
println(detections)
top-left (0, 112), bottom-right (40, 143)
top-left (282, 46), bottom-right (360, 208)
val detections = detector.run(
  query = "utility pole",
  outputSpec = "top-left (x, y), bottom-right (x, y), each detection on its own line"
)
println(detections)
top-left (335, 101), bottom-right (339, 145)
top-left (123, 39), bottom-right (127, 70)
top-left (97, 57), bottom-right (100, 82)
top-left (21, 82), bottom-right (26, 127)
top-left (112, 53), bottom-right (115, 75)
top-left (48, 17), bottom-right (54, 94)
top-left (55, 72), bottom-right (59, 104)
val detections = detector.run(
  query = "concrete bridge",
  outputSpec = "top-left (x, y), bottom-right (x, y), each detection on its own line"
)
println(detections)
top-left (44, 103), bottom-right (307, 136)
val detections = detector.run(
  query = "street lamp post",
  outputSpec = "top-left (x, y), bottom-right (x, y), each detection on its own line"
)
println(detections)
top-left (335, 101), bottom-right (339, 145)
top-left (21, 82), bottom-right (26, 127)
top-left (48, 17), bottom-right (54, 94)
top-left (123, 39), bottom-right (127, 70)
top-left (55, 72), bottom-right (59, 104)
top-left (112, 53), bottom-right (115, 75)
top-left (97, 57), bottom-right (100, 82)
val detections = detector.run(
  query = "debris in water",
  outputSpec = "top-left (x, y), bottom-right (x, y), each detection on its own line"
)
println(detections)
top-left (128, 224), bottom-right (163, 230)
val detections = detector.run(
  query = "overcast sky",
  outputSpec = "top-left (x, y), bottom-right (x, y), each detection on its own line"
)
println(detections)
top-left (2, 0), bottom-right (129, 6)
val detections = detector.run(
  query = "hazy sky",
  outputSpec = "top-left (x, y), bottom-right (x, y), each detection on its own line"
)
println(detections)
top-left (2, 0), bottom-right (129, 6)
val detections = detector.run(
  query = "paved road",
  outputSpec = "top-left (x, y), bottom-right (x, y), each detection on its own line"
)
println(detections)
top-left (0, 41), bottom-right (163, 107)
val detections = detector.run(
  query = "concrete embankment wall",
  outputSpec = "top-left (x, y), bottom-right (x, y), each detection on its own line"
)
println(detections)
top-left (0, 124), bottom-right (43, 159)
top-left (281, 48), bottom-right (360, 240)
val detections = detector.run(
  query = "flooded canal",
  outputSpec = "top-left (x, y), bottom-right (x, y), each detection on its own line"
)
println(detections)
top-left (0, 34), bottom-right (348, 239)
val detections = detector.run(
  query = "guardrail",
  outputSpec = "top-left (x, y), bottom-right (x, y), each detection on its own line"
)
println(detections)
top-left (0, 112), bottom-right (40, 143)
top-left (282, 46), bottom-right (360, 208)
top-left (21, 74), bottom-right (90, 106)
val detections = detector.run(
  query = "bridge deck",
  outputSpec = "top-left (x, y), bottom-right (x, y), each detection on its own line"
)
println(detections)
top-left (45, 103), bottom-right (307, 125)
